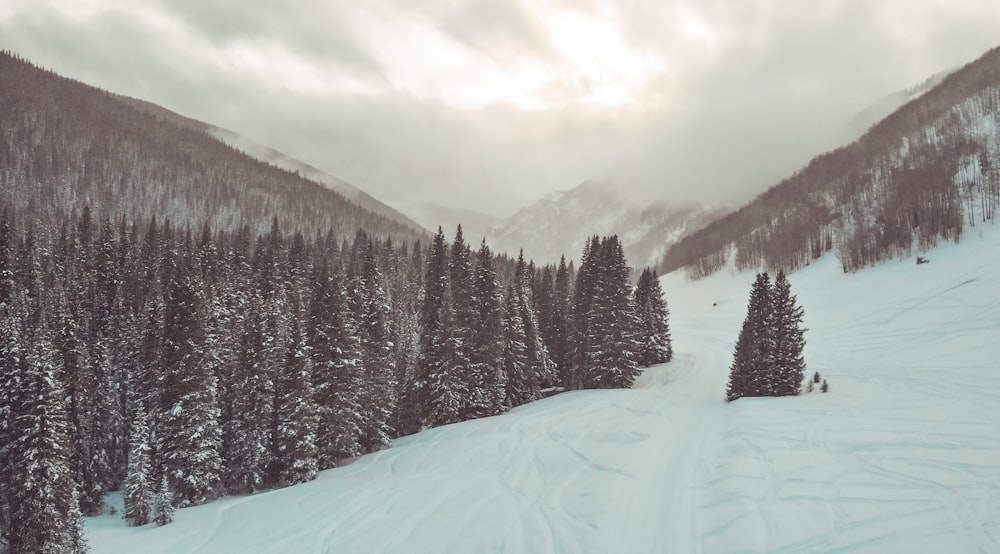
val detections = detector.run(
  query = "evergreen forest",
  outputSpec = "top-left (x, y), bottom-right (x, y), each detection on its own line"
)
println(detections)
top-left (0, 207), bottom-right (672, 550)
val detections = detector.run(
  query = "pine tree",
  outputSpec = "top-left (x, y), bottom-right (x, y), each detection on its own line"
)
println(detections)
top-left (500, 285), bottom-right (529, 410)
top-left (158, 255), bottom-right (222, 506)
top-left (124, 406), bottom-right (153, 526)
top-left (726, 272), bottom-right (808, 401)
top-left (152, 474), bottom-right (175, 526)
top-left (272, 318), bottom-right (319, 486)
top-left (446, 226), bottom-right (479, 419)
top-left (634, 267), bottom-right (672, 367)
top-left (772, 271), bottom-right (806, 396)
top-left (514, 252), bottom-right (556, 396)
top-left (423, 281), bottom-right (469, 427)
top-left (54, 301), bottom-right (105, 516)
top-left (570, 236), bottom-right (601, 391)
top-left (417, 227), bottom-right (470, 428)
top-left (224, 293), bottom-right (275, 494)
top-left (534, 266), bottom-right (556, 371)
top-left (389, 241), bottom-right (423, 436)
top-left (7, 329), bottom-right (89, 553)
top-left (352, 237), bottom-right (397, 453)
top-left (587, 237), bottom-right (640, 389)
top-left (133, 301), bottom-right (162, 418)
top-left (748, 272), bottom-right (776, 396)
top-left (470, 240), bottom-right (505, 416)
top-left (550, 256), bottom-right (572, 390)
top-left (726, 302), bottom-right (756, 402)
top-left (307, 261), bottom-right (364, 467)
top-left (727, 273), bottom-right (774, 401)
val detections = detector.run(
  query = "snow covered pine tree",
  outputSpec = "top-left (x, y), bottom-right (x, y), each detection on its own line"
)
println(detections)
top-left (726, 271), bottom-right (807, 401)
top-left (634, 267), bottom-right (673, 367)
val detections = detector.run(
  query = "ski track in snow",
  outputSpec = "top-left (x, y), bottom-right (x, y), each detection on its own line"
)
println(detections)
top-left (87, 226), bottom-right (1000, 553)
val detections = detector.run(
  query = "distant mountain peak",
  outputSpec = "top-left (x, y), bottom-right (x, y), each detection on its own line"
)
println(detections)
top-left (488, 180), bottom-right (724, 267)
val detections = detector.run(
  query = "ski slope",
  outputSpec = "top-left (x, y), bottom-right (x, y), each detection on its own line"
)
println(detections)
top-left (87, 226), bottom-right (1000, 553)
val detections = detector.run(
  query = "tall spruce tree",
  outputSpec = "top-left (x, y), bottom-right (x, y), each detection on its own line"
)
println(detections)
top-left (550, 256), bottom-right (572, 389)
top-left (535, 267), bottom-right (556, 360)
top-left (152, 475), bottom-right (174, 527)
top-left (352, 237), bottom-right (397, 453)
top-left (447, 227), bottom-right (479, 419)
top-left (159, 253), bottom-right (222, 506)
top-left (772, 271), bottom-right (806, 396)
top-left (272, 317), bottom-right (319, 486)
top-left (470, 239), bottom-right (505, 416)
top-left (514, 252), bottom-right (556, 395)
top-left (417, 227), bottom-right (469, 428)
top-left (54, 300), bottom-right (105, 516)
top-left (577, 237), bottom-right (640, 389)
top-left (570, 236), bottom-right (601, 391)
top-left (7, 329), bottom-right (89, 553)
top-left (389, 241), bottom-right (423, 436)
top-left (748, 272), bottom-right (776, 396)
top-left (634, 268), bottom-right (672, 367)
top-left (307, 261), bottom-right (364, 467)
top-left (424, 283), bottom-right (468, 427)
top-left (500, 285), bottom-right (529, 409)
top-left (726, 289), bottom-right (758, 402)
top-left (123, 406), bottom-right (153, 526)
top-left (224, 295), bottom-right (274, 493)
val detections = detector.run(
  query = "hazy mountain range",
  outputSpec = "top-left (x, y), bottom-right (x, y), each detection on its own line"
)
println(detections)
top-left (487, 181), bottom-right (724, 268)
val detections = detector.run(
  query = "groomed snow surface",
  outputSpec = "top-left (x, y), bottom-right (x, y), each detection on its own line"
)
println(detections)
top-left (88, 226), bottom-right (1000, 553)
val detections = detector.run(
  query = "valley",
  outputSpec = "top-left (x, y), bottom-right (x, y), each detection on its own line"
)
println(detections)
top-left (87, 224), bottom-right (1000, 553)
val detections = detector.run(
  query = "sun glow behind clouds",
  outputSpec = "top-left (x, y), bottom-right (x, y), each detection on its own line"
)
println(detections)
top-left (362, 2), bottom-right (671, 111)
top-left (543, 7), bottom-right (665, 109)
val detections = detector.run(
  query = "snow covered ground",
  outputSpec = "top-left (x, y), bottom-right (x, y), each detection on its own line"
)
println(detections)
top-left (87, 226), bottom-right (1000, 553)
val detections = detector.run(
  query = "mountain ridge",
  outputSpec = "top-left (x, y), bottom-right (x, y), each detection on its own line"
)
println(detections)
top-left (0, 50), bottom-right (427, 244)
top-left (117, 96), bottom-right (427, 234)
top-left (488, 180), bottom-right (724, 268)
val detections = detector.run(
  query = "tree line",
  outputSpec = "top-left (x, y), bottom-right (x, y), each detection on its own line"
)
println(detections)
top-left (0, 207), bottom-right (672, 552)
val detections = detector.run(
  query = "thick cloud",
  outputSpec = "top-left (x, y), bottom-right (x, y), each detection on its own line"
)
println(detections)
top-left (2, 0), bottom-right (999, 217)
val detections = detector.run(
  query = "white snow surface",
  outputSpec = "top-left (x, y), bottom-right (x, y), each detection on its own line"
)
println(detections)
top-left (88, 226), bottom-right (1000, 553)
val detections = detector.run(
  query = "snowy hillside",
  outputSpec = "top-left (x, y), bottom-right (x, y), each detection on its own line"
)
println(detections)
top-left (87, 223), bottom-right (1000, 552)
top-left (489, 180), bottom-right (721, 266)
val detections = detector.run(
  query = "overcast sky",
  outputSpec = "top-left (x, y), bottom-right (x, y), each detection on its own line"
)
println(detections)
top-left (2, 0), bottom-right (999, 218)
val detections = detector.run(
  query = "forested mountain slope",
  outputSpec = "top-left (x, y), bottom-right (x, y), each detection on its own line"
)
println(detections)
top-left (117, 95), bottom-right (425, 233)
top-left (0, 51), bottom-right (425, 243)
top-left (662, 46), bottom-right (1000, 278)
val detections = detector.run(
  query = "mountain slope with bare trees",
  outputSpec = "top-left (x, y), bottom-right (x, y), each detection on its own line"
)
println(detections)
top-left (662, 45), bottom-right (1000, 278)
